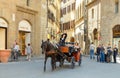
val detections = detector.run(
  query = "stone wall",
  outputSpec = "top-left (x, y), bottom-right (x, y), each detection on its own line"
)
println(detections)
top-left (0, 0), bottom-right (41, 56)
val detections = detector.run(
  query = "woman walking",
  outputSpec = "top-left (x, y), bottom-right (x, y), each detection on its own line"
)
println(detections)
top-left (26, 43), bottom-right (33, 61)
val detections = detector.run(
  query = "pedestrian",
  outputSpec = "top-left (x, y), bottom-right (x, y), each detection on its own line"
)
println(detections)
top-left (26, 43), bottom-right (33, 61)
top-left (41, 40), bottom-right (44, 54)
top-left (96, 44), bottom-right (101, 62)
top-left (74, 42), bottom-right (80, 52)
top-left (113, 45), bottom-right (118, 63)
top-left (106, 44), bottom-right (112, 63)
top-left (89, 42), bottom-right (95, 59)
top-left (100, 44), bottom-right (105, 62)
top-left (13, 42), bottom-right (20, 60)
top-left (41, 40), bottom-right (44, 48)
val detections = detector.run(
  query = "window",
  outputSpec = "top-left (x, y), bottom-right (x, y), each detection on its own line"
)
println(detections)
top-left (78, 7), bottom-right (79, 18)
top-left (80, 4), bottom-right (81, 17)
top-left (63, 0), bottom-right (66, 3)
top-left (92, 9), bottom-right (94, 18)
top-left (60, 9), bottom-right (63, 17)
top-left (63, 7), bottom-right (66, 15)
top-left (67, 5), bottom-right (70, 13)
top-left (72, 3), bottom-right (75, 10)
top-left (115, 1), bottom-right (119, 13)
top-left (26, 0), bottom-right (30, 6)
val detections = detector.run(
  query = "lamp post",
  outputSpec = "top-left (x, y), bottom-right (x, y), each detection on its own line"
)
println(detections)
top-left (84, 0), bottom-right (90, 55)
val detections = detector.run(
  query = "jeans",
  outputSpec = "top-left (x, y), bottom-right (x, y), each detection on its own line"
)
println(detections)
top-left (100, 51), bottom-right (105, 62)
top-left (90, 49), bottom-right (95, 59)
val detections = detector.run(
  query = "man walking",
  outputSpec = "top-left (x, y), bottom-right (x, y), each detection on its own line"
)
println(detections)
top-left (113, 45), bottom-right (118, 63)
top-left (96, 44), bottom-right (101, 62)
top-left (89, 42), bottom-right (95, 59)
top-left (100, 44), bottom-right (105, 62)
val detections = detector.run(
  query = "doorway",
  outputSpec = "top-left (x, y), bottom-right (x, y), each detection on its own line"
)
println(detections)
top-left (19, 31), bottom-right (31, 55)
top-left (113, 25), bottom-right (120, 52)
top-left (0, 28), bottom-right (7, 49)
top-left (18, 20), bottom-right (31, 55)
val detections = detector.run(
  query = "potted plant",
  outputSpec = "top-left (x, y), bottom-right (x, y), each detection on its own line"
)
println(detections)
top-left (0, 49), bottom-right (11, 63)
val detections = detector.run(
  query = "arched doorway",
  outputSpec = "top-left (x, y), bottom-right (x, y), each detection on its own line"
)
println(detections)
top-left (0, 18), bottom-right (8, 49)
top-left (18, 20), bottom-right (31, 55)
top-left (93, 28), bottom-right (98, 47)
top-left (113, 25), bottom-right (120, 52)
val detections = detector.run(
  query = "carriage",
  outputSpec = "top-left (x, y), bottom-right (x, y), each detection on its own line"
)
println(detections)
top-left (59, 42), bottom-right (82, 68)
top-left (42, 33), bottom-right (82, 71)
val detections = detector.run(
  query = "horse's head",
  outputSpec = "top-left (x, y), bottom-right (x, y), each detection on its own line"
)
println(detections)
top-left (41, 40), bottom-right (55, 54)
top-left (41, 41), bottom-right (48, 54)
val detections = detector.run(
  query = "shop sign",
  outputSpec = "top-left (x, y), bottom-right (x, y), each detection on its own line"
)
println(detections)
top-left (19, 20), bottom-right (31, 32)
top-left (0, 18), bottom-right (8, 28)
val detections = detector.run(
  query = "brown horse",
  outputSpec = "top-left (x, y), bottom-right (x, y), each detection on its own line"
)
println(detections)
top-left (41, 40), bottom-right (64, 72)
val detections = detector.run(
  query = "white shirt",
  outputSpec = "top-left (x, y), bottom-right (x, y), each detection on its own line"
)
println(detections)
top-left (90, 44), bottom-right (95, 50)
top-left (26, 46), bottom-right (32, 53)
top-left (14, 45), bottom-right (20, 52)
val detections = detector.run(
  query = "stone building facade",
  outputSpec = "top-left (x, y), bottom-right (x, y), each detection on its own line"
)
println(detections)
top-left (0, 0), bottom-right (41, 55)
top-left (40, 0), bottom-right (61, 41)
top-left (87, 0), bottom-right (120, 49)
top-left (87, 0), bottom-right (101, 48)
top-left (60, 0), bottom-right (76, 42)
top-left (75, 0), bottom-right (85, 50)
top-left (100, 0), bottom-right (120, 48)
top-left (0, 0), bottom-right (61, 55)
top-left (47, 0), bottom-right (61, 41)
top-left (75, 0), bottom-right (120, 52)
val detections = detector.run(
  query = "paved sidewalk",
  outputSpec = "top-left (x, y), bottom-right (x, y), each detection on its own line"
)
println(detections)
top-left (8, 54), bottom-right (45, 62)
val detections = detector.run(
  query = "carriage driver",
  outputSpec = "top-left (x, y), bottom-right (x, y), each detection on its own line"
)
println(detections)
top-left (59, 33), bottom-right (67, 46)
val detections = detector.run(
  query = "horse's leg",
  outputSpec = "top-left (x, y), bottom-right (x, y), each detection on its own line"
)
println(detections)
top-left (51, 56), bottom-right (54, 71)
top-left (44, 55), bottom-right (47, 72)
top-left (59, 56), bottom-right (64, 67)
top-left (54, 54), bottom-right (57, 69)
top-left (51, 55), bottom-right (56, 71)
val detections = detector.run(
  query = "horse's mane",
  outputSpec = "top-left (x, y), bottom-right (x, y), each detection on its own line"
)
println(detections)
top-left (44, 41), bottom-right (55, 52)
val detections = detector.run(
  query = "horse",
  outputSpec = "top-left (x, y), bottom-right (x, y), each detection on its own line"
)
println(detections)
top-left (41, 40), bottom-right (64, 72)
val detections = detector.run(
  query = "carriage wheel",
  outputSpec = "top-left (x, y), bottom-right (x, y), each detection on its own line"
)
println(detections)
top-left (71, 56), bottom-right (75, 69)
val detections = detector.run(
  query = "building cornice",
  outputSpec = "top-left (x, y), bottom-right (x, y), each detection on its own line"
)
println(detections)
top-left (16, 5), bottom-right (38, 15)
top-left (86, 0), bottom-right (97, 7)
top-left (50, 3), bottom-right (57, 9)
top-left (75, 16), bottom-right (84, 25)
